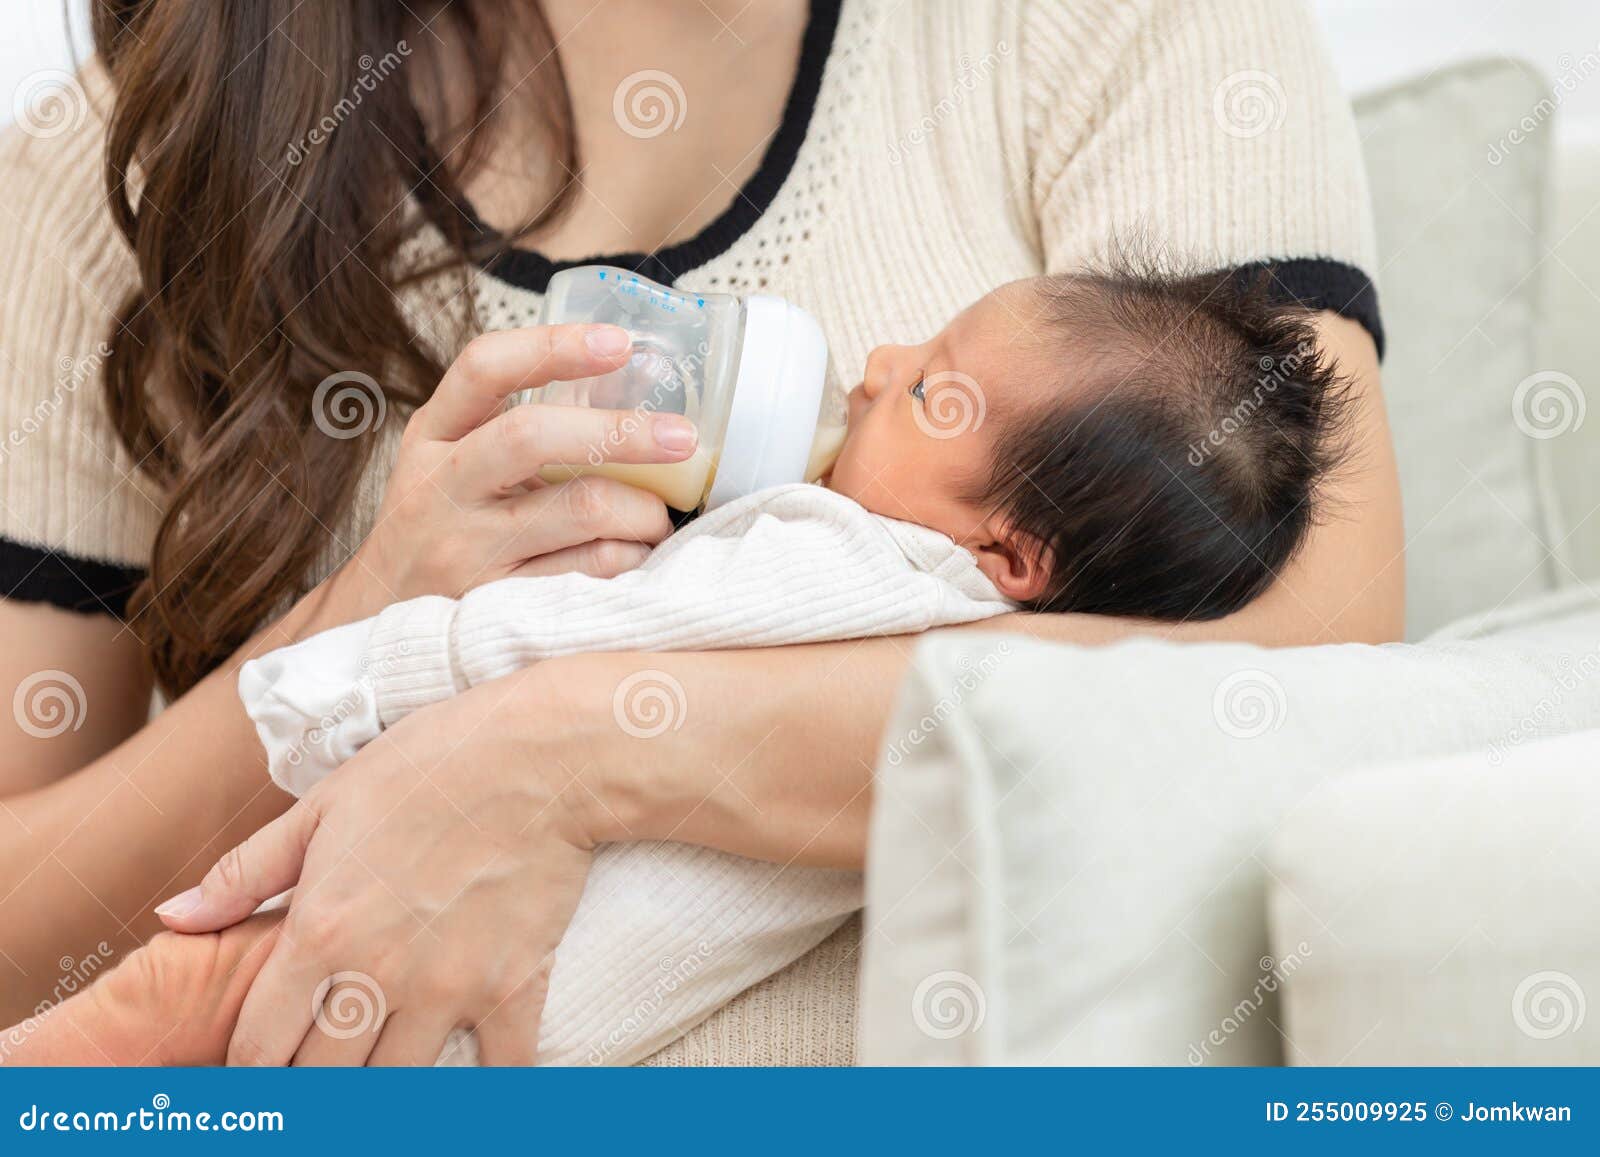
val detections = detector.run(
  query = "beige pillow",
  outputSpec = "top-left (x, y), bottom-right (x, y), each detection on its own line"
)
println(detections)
top-left (858, 602), bottom-right (1600, 1064)
top-left (1268, 729), bottom-right (1600, 1064)
top-left (1355, 59), bottom-right (1564, 638)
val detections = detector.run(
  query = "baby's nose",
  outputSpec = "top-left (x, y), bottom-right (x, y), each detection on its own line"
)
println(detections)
top-left (860, 345), bottom-right (899, 399)
top-left (847, 384), bottom-right (870, 424)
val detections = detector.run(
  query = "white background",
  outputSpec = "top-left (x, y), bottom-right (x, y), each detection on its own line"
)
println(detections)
top-left (1318, 0), bottom-right (1600, 143)
top-left (2, 1), bottom-right (89, 125)
top-left (4, 2), bottom-right (1600, 140)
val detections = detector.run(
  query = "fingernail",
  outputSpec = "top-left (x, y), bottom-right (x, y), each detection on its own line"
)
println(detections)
top-left (155, 886), bottom-right (203, 919)
top-left (653, 417), bottom-right (698, 454)
top-left (584, 326), bottom-right (630, 356)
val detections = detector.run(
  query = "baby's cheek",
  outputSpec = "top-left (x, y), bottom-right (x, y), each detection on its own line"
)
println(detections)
top-left (821, 441), bottom-right (866, 499)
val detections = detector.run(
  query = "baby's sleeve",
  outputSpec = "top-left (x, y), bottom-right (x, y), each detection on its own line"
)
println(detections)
top-left (237, 616), bottom-right (386, 797)
top-left (1023, 0), bottom-right (1382, 352)
top-left (360, 490), bottom-right (981, 728)
top-left (244, 488), bottom-right (1006, 797)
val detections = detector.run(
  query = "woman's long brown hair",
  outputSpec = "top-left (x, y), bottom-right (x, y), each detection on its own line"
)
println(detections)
top-left (90, 1), bottom-right (574, 696)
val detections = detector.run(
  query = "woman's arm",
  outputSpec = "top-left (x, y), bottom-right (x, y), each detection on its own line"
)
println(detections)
top-left (522, 643), bottom-right (903, 870)
top-left (0, 605), bottom-right (153, 796)
top-left (1021, 0), bottom-right (1399, 644)
top-left (0, 577), bottom-right (371, 1025)
top-left (0, 324), bottom-right (684, 1026)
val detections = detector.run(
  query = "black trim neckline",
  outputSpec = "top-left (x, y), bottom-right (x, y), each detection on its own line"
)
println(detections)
top-left (453, 0), bottom-right (842, 293)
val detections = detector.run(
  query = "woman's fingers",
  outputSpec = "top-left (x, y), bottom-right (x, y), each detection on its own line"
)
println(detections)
top-left (367, 1013), bottom-right (463, 1067)
top-left (289, 973), bottom-right (389, 1066)
top-left (345, 323), bottom-right (696, 601)
top-left (509, 538), bottom-right (653, 580)
top-left (224, 924), bottom-right (330, 1066)
top-left (412, 325), bottom-right (633, 443)
top-left (451, 402), bottom-right (699, 496)
top-left (472, 969), bottom-right (550, 1066)
top-left (155, 799), bottom-right (322, 934)
top-left (499, 479), bottom-right (673, 564)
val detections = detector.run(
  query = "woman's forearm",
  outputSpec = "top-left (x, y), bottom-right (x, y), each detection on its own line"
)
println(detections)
top-left (530, 604), bottom-right (1331, 873)
top-left (522, 639), bottom-right (912, 870)
top-left (0, 577), bottom-right (369, 1023)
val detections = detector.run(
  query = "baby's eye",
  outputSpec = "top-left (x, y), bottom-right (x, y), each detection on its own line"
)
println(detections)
top-left (909, 371), bottom-right (926, 402)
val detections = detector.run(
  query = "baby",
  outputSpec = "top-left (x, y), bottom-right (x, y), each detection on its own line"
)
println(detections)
top-left (823, 262), bottom-right (1344, 618)
top-left (239, 262), bottom-right (1348, 1064)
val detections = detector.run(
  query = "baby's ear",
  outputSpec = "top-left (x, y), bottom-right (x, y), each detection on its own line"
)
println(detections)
top-left (972, 519), bottom-right (1052, 603)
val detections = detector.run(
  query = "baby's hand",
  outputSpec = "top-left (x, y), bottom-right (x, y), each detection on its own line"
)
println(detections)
top-left (0, 914), bottom-right (281, 1066)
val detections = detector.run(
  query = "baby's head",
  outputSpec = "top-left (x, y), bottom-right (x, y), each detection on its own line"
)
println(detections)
top-left (825, 263), bottom-right (1351, 618)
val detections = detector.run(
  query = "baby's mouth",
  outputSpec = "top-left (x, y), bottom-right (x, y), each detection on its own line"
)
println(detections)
top-left (821, 411), bottom-right (859, 487)
top-left (818, 443), bottom-right (841, 486)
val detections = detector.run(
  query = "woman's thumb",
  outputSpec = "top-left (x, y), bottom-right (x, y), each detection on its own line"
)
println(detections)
top-left (154, 799), bottom-right (321, 932)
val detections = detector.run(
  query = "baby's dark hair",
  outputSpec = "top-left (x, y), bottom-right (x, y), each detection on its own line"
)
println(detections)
top-left (972, 260), bottom-right (1355, 620)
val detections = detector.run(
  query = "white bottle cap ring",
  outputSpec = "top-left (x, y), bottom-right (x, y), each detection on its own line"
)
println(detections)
top-left (703, 295), bottom-right (830, 510)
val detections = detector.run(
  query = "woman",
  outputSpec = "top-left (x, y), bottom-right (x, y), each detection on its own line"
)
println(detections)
top-left (0, 0), bottom-right (1401, 1064)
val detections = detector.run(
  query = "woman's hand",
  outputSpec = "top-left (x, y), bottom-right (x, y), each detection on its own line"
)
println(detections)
top-left (149, 638), bottom-right (894, 1068)
top-left (155, 678), bottom-right (599, 1065)
top-left (338, 323), bottom-right (695, 616)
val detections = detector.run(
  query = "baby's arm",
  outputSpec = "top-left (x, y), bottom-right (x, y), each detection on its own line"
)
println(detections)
top-left (243, 489), bottom-right (997, 797)
top-left (238, 566), bottom-right (640, 795)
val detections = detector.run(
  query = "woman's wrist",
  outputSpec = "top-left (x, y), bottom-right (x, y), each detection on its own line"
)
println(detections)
top-left (301, 557), bottom-right (387, 632)
top-left (253, 559), bottom-right (390, 655)
top-left (491, 653), bottom-right (674, 847)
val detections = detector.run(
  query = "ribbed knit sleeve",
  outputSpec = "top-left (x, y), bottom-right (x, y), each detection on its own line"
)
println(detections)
top-left (1021, 0), bottom-right (1383, 347)
top-left (0, 66), bottom-right (159, 616)
top-left (236, 484), bottom-right (1013, 796)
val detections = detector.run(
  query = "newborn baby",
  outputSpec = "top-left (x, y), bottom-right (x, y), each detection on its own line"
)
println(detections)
top-left (240, 262), bottom-right (1348, 1064)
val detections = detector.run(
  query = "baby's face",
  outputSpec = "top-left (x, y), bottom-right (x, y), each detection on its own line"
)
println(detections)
top-left (826, 281), bottom-right (1051, 545)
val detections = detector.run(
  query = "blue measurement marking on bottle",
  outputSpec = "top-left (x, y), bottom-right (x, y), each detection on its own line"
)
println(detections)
top-left (696, 298), bottom-right (705, 308)
top-left (597, 270), bottom-right (607, 280)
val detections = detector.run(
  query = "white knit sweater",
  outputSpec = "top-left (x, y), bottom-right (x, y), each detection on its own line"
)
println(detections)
top-left (0, 0), bottom-right (1378, 1064)
top-left (238, 484), bottom-right (1012, 1064)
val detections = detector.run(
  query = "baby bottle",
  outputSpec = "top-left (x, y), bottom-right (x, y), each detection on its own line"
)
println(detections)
top-left (530, 265), bottom-right (846, 511)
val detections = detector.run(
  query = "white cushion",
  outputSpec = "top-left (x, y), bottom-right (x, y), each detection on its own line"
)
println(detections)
top-left (858, 597), bottom-right (1600, 1064)
top-left (1355, 60), bottom-right (1563, 638)
top-left (1268, 728), bottom-right (1600, 1064)
top-left (1538, 135), bottom-right (1600, 584)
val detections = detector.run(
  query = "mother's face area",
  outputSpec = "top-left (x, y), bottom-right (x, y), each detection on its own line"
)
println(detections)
top-left (824, 280), bottom-right (1059, 601)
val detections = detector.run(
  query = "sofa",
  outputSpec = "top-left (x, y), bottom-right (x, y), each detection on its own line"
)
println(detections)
top-left (855, 59), bottom-right (1600, 1065)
